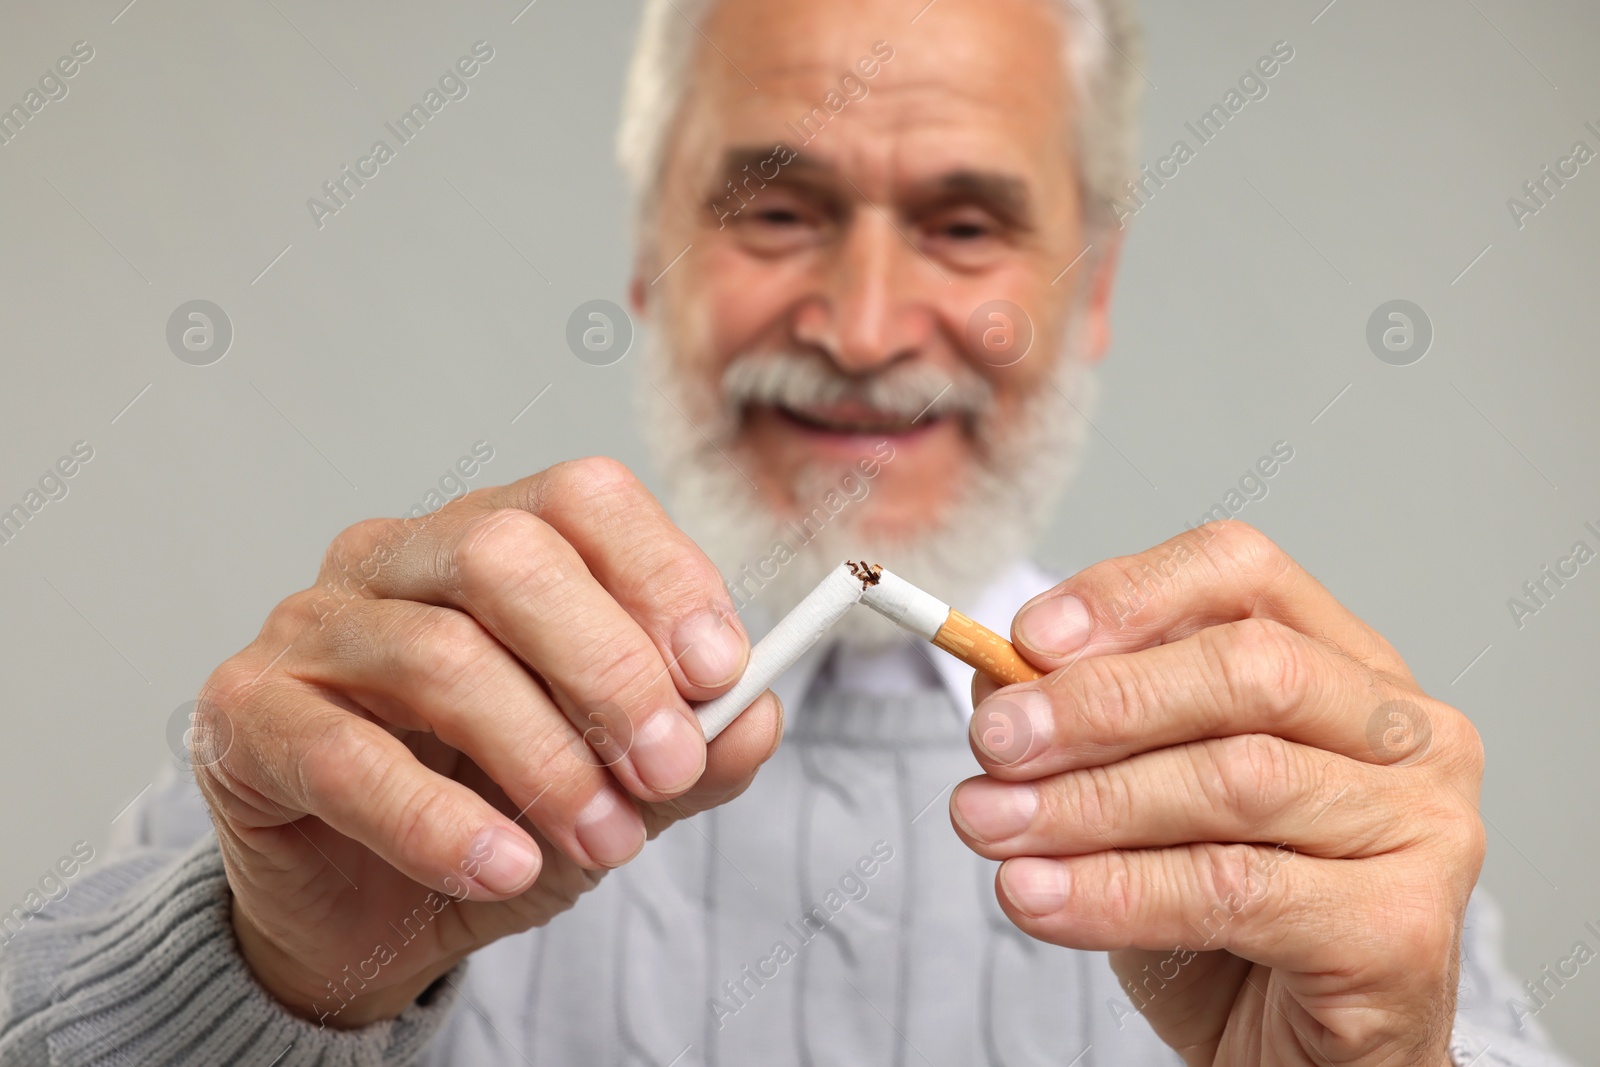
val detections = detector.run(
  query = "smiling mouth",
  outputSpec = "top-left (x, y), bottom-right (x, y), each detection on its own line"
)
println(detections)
top-left (771, 402), bottom-right (942, 436)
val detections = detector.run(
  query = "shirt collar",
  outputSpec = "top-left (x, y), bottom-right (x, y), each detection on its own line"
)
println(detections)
top-left (760, 558), bottom-right (1061, 724)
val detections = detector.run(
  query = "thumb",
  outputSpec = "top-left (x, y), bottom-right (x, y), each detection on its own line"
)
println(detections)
top-left (1107, 946), bottom-right (1244, 1058)
top-left (656, 691), bottom-right (783, 825)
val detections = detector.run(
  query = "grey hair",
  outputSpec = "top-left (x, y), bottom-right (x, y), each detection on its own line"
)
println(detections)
top-left (615, 0), bottom-right (1146, 253)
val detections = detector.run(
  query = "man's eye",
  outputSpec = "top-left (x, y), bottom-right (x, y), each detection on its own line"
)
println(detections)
top-left (754, 208), bottom-right (803, 226)
top-left (920, 212), bottom-right (1010, 269)
top-left (943, 220), bottom-right (990, 240)
top-left (929, 213), bottom-right (996, 241)
top-left (732, 200), bottom-right (826, 253)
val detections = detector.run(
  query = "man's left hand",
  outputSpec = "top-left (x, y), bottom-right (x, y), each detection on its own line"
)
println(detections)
top-left (952, 521), bottom-right (1485, 1066)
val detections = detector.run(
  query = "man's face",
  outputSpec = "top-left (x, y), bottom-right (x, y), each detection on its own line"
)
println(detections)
top-left (638, 0), bottom-right (1118, 616)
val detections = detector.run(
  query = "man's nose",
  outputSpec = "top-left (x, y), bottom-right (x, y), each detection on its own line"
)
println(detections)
top-left (792, 210), bottom-right (931, 373)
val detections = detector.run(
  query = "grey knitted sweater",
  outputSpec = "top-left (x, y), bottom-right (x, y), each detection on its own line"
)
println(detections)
top-left (0, 563), bottom-right (1576, 1066)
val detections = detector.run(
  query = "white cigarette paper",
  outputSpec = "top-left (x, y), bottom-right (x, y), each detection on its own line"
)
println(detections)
top-left (692, 561), bottom-right (955, 741)
top-left (858, 568), bottom-right (950, 642)
top-left (692, 563), bottom-right (868, 740)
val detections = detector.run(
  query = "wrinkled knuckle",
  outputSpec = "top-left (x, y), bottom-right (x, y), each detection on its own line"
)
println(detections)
top-left (300, 571), bottom-right (371, 626)
top-left (1387, 891), bottom-right (1454, 972)
top-left (385, 777), bottom-right (457, 864)
top-left (451, 507), bottom-right (551, 594)
top-left (639, 542), bottom-right (726, 613)
top-left (1456, 811), bottom-right (1488, 875)
top-left (259, 588), bottom-right (331, 646)
top-left (1206, 734), bottom-right (1295, 820)
top-left (1101, 851), bottom-right (1139, 927)
top-left (520, 728), bottom-right (584, 796)
top-left (1205, 519), bottom-right (1269, 561)
top-left (545, 456), bottom-right (644, 510)
top-left (1212, 618), bottom-right (1309, 719)
top-left (582, 641), bottom-right (667, 713)
top-left (1097, 554), bottom-right (1146, 599)
top-left (1436, 783), bottom-right (1488, 871)
top-left (200, 659), bottom-right (257, 719)
top-left (297, 713), bottom-right (369, 806)
top-left (1177, 521), bottom-right (1224, 556)
top-left (269, 588), bottom-right (318, 627)
top-left (192, 666), bottom-right (277, 797)
top-left (288, 594), bottom-right (372, 667)
top-left (1077, 656), bottom-right (1141, 742)
top-left (328, 516), bottom-right (392, 558)
top-left (187, 675), bottom-right (244, 771)
top-left (1068, 765), bottom-right (1128, 841)
top-left (1198, 520), bottom-right (1288, 579)
top-left (1449, 712), bottom-right (1486, 781)
top-left (1091, 555), bottom-right (1165, 628)
top-left (322, 517), bottom-right (398, 578)
top-left (397, 607), bottom-right (492, 697)
top-left (1198, 844), bottom-right (1271, 923)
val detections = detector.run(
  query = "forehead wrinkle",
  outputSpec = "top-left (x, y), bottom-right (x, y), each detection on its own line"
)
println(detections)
top-left (711, 86), bottom-right (1060, 177)
top-left (695, 0), bottom-right (1076, 110)
top-left (720, 70), bottom-right (1056, 124)
top-left (711, 90), bottom-right (1062, 205)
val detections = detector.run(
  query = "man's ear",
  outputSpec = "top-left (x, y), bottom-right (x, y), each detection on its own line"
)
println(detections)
top-left (1083, 230), bottom-right (1124, 365)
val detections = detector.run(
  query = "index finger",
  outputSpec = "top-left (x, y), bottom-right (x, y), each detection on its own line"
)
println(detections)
top-left (324, 456), bottom-right (748, 701)
top-left (1009, 521), bottom-right (1410, 681)
top-left (516, 458), bottom-right (748, 699)
top-left (970, 617), bottom-right (1424, 779)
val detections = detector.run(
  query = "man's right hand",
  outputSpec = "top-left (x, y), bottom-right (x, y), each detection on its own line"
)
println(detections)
top-left (191, 457), bottom-right (778, 1028)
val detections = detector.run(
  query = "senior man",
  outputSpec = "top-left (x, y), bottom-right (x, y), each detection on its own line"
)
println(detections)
top-left (0, 0), bottom-right (1576, 1064)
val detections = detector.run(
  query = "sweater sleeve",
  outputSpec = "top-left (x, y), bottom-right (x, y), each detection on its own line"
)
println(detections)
top-left (1449, 889), bottom-right (1580, 1067)
top-left (0, 765), bottom-right (462, 1066)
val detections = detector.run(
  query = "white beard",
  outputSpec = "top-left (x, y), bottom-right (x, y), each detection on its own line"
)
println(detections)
top-left (637, 316), bottom-right (1098, 656)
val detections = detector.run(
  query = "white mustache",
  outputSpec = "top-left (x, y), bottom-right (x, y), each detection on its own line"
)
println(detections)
top-left (720, 351), bottom-right (993, 423)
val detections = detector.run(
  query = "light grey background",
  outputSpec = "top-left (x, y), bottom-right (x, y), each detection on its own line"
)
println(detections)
top-left (2, 0), bottom-right (1596, 1054)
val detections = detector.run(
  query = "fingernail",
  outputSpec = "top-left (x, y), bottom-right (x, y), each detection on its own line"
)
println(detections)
top-left (674, 610), bottom-right (746, 689)
top-left (1015, 594), bottom-right (1092, 658)
top-left (575, 789), bottom-right (646, 867)
top-left (972, 688), bottom-right (1053, 767)
top-left (469, 827), bottom-right (541, 896)
top-left (631, 708), bottom-right (705, 794)
top-left (1001, 858), bottom-right (1069, 916)
top-left (951, 778), bottom-right (1038, 843)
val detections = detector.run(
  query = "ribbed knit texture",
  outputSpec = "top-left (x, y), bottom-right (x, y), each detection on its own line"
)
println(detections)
top-left (417, 678), bottom-right (1148, 1066)
top-left (0, 835), bottom-right (458, 1066)
top-left (0, 680), bottom-right (1578, 1066)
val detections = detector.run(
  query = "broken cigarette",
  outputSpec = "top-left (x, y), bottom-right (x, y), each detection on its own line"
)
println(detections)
top-left (693, 560), bottom-right (1042, 741)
